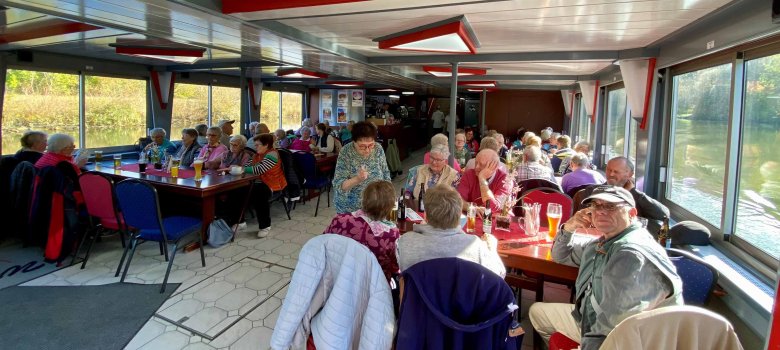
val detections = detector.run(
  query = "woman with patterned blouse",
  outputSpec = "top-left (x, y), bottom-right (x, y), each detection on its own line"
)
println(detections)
top-left (324, 180), bottom-right (400, 282)
top-left (218, 135), bottom-right (254, 170)
top-left (333, 121), bottom-right (391, 213)
top-left (198, 126), bottom-right (229, 170)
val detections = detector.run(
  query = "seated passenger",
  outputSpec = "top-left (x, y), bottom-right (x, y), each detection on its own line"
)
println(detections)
top-left (465, 128), bottom-right (479, 153)
top-left (530, 186), bottom-right (682, 350)
top-left (289, 127), bottom-right (314, 152)
top-left (333, 121), bottom-right (391, 214)
top-left (324, 180), bottom-right (400, 282)
top-left (551, 135), bottom-right (574, 172)
top-left (218, 135), bottom-right (253, 170)
top-left (311, 123), bottom-right (337, 153)
top-left (495, 132), bottom-right (509, 160)
top-left (143, 127), bottom-right (177, 160)
top-left (217, 119), bottom-right (235, 147)
top-left (405, 144), bottom-right (461, 199)
top-left (245, 134), bottom-right (287, 238)
top-left (34, 133), bottom-right (86, 174)
top-left (560, 141), bottom-right (596, 174)
top-left (423, 133), bottom-right (461, 172)
top-left (465, 136), bottom-right (508, 173)
top-left (173, 128), bottom-right (202, 167)
top-left (194, 123), bottom-right (208, 146)
top-left (457, 149), bottom-right (511, 214)
top-left (560, 152), bottom-right (605, 195)
top-left (525, 135), bottom-right (553, 167)
top-left (339, 120), bottom-right (354, 144)
top-left (14, 130), bottom-right (47, 164)
top-left (198, 126), bottom-right (229, 170)
top-left (396, 184), bottom-right (505, 277)
top-left (274, 129), bottom-right (291, 149)
top-left (453, 132), bottom-right (471, 170)
top-left (515, 146), bottom-right (557, 184)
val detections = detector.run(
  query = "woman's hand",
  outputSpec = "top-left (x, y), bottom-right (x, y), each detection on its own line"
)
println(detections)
top-left (356, 166), bottom-right (369, 181)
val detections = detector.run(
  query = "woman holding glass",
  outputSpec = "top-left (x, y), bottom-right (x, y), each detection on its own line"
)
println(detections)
top-left (173, 128), bottom-right (202, 167)
top-left (198, 126), bottom-right (229, 170)
top-left (333, 121), bottom-right (391, 213)
top-left (218, 135), bottom-right (253, 171)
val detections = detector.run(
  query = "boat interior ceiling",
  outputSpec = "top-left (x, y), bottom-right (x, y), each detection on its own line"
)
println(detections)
top-left (0, 0), bottom-right (738, 94)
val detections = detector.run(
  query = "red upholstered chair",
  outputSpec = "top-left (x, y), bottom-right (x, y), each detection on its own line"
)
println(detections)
top-left (548, 332), bottom-right (579, 350)
top-left (76, 171), bottom-right (128, 268)
top-left (521, 189), bottom-right (573, 227)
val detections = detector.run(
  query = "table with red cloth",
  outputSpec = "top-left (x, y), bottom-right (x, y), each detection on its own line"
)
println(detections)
top-left (119, 163), bottom-right (196, 179)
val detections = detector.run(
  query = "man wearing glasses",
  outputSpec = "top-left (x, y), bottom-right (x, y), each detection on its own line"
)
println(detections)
top-left (529, 186), bottom-right (683, 350)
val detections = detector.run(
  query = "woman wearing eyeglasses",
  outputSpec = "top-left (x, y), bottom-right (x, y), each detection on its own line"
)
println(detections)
top-left (404, 144), bottom-right (461, 203)
top-left (197, 126), bottom-right (229, 170)
top-left (333, 121), bottom-right (391, 213)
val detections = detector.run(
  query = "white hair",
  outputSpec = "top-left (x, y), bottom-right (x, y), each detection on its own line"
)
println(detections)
top-left (430, 133), bottom-right (448, 148)
top-left (229, 134), bottom-right (247, 147)
top-left (47, 133), bottom-right (74, 153)
top-left (570, 152), bottom-right (590, 167)
top-left (430, 144), bottom-right (451, 158)
top-left (150, 127), bottom-right (166, 137)
top-left (523, 145), bottom-right (542, 162)
top-left (540, 129), bottom-right (552, 140)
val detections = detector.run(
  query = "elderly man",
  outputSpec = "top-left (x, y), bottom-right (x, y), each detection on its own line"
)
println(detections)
top-left (457, 149), bottom-right (511, 214)
top-left (560, 152), bottom-right (605, 195)
top-left (515, 145), bottom-right (557, 184)
top-left (15, 131), bottom-right (47, 163)
top-left (217, 119), bottom-right (235, 147)
top-left (580, 157), bottom-right (669, 233)
top-left (529, 186), bottom-right (683, 350)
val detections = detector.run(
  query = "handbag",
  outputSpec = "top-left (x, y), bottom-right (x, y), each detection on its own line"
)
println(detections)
top-left (207, 218), bottom-right (234, 248)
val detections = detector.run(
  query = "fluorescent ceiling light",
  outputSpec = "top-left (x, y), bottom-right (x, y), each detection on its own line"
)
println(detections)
top-left (423, 66), bottom-right (487, 77)
top-left (374, 15), bottom-right (480, 54)
top-left (325, 81), bottom-right (364, 87)
top-left (467, 88), bottom-right (498, 92)
top-left (377, 88), bottom-right (397, 92)
top-left (402, 91), bottom-right (414, 95)
top-left (389, 95), bottom-right (400, 99)
top-left (112, 45), bottom-right (205, 64)
top-left (458, 80), bottom-right (497, 88)
top-left (277, 68), bottom-right (328, 79)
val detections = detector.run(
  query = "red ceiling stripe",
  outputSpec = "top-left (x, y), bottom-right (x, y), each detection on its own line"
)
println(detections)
top-left (457, 80), bottom-right (497, 86)
top-left (277, 68), bottom-right (328, 79)
top-left (222, 0), bottom-right (368, 14)
top-left (639, 58), bottom-right (657, 130)
top-left (115, 47), bottom-right (203, 57)
top-left (325, 81), bottom-right (364, 86)
top-left (150, 71), bottom-right (175, 110)
top-left (0, 20), bottom-right (101, 44)
top-left (378, 21), bottom-right (476, 54)
top-left (423, 66), bottom-right (487, 76)
top-left (247, 78), bottom-right (258, 110)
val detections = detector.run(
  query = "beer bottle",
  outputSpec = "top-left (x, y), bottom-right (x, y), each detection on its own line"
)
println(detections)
top-left (418, 183), bottom-right (426, 213)
top-left (658, 216), bottom-right (670, 248)
top-left (397, 194), bottom-right (406, 221)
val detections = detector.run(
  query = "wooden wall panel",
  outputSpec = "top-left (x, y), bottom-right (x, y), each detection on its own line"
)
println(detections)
top-left (308, 88), bottom-right (319, 123)
top-left (484, 90), bottom-right (565, 141)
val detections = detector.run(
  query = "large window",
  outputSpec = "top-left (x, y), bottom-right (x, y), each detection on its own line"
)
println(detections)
top-left (735, 54), bottom-right (780, 260)
top-left (260, 90), bottom-right (280, 130)
top-left (576, 97), bottom-right (590, 144)
top-left (172, 83), bottom-right (208, 133)
top-left (667, 63), bottom-right (732, 228)
top-left (84, 76), bottom-right (146, 148)
top-left (2, 69), bottom-right (79, 153)
top-left (211, 86), bottom-right (241, 121)
top-left (605, 87), bottom-right (628, 161)
top-left (281, 92), bottom-right (303, 131)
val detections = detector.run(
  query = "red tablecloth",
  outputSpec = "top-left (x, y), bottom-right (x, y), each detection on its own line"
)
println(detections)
top-left (465, 216), bottom-right (548, 242)
top-left (120, 163), bottom-right (196, 179)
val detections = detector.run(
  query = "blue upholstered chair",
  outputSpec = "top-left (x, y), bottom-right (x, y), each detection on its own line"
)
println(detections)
top-left (114, 179), bottom-right (205, 293)
top-left (666, 248), bottom-right (719, 306)
top-left (292, 152), bottom-right (331, 217)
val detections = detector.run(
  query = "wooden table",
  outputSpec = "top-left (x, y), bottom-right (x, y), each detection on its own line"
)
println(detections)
top-left (86, 161), bottom-right (259, 240)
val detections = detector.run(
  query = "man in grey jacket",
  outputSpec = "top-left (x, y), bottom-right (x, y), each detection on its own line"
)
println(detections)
top-left (529, 186), bottom-right (683, 350)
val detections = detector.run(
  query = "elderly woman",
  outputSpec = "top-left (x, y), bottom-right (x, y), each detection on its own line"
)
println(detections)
top-left (559, 141), bottom-right (596, 174)
top-left (324, 180), bottom-right (400, 282)
top-left (34, 133), bottom-right (86, 174)
top-left (340, 120), bottom-right (354, 144)
top-left (245, 133), bottom-right (287, 238)
top-left (295, 118), bottom-right (317, 137)
top-left (218, 135), bottom-right (253, 170)
top-left (274, 129), bottom-right (291, 149)
top-left (195, 124), bottom-right (208, 146)
top-left (15, 130), bottom-right (47, 164)
top-left (453, 132), bottom-right (470, 170)
top-left (333, 121), bottom-right (391, 213)
top-left (525, 135), bottom-right (553, 167)
top-left (246, 121), bottom-right (259, 140)
top-left (144, 127), bottom-right (177, 160)
top-left (395, 184), bottom-right (505, 277)
top-left (406, 144), bottom-right (461, 201)
top-left (290, 127), bottom-right (315, 151)
top-left (311, 123), bottom-right (337, 153)
top-left (173, 128), bottom-right (202, 167)
top-left (423, 133), bottom-right (461, 172)
top-left (197, 126), bottom-right (229, 170)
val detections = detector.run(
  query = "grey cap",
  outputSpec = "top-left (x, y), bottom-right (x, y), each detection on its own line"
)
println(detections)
top-left (582, 186), bottom-right (636, 207)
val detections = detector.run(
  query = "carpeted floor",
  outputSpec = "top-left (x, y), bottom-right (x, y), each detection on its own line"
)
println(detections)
top-left (0, 240), bottom-right (63, 290)
top-left (0, 283), bottom-right (179, 350)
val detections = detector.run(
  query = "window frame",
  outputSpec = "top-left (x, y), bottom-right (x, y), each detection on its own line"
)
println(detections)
top-left (602, 82), bottom-right (631, 161)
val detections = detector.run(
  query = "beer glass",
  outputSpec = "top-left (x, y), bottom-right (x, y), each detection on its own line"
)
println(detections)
top-left (113, 154), bottom-right (121, 169)
top-left (94, 150), bottom-right (103, 163)
top-left (547, 203), bottom-right (562, 241)
top-left (170, 157), bottom-right (181, 178)
top-left (466, 204), bottom-right (477, 233)
top-left (193, 158), bottom-right (204, 180)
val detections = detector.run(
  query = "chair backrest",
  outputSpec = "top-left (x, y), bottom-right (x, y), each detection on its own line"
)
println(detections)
top-left (79, 172), bottom-right (121, 222)
top-left (517, 178), bottom-right (561, 194)
top-left (600, 305), bottom-right (742, 350)
top-left (115, 179), bottom-right (164, 235)
top-left (521, 189), bottom-right (573, 226)
top-left (292, 152), bottom-right (319, 182)
top-left (566, 183), bottom-right (591, 199)
top-left (666, 248), bottom-right (719, 306)
top-left (403, 165), bottom-right (422, 196)
top-left (277, 148), bottom-right (301, 198)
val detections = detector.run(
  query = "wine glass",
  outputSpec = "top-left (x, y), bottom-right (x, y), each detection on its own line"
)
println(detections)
top-left (547, 203), bottom-right (563, 241)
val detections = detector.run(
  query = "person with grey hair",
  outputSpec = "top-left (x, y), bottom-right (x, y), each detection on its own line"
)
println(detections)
top-left (404, 144), bottom-right (461, 201)
top-left (515, 145), bottom-right (557, 184)
top-left (465, 136), bottom-right (507, 173)
top-left (218, 134), bottom-right (253, 170)
top-left (295, 117), bottom-right (317, 137)
top-left (560, 152), bottom-right (605, 195)
top-left (424, 133), bottom-right (461, 172)
top-left (197, 126), bottom-right (228, 170)
top-left (457, 149), bottom-right (511, 214)
top-left (15, 130), bottom-right (47, 163)
top-left (274, 129), bottom-right (291, 149)
top-left (395, 184), bottom-right (505, 277)
top-left (552, 135), bottom-right (574, 174)
top-left (173, 128), bottom-right (202, 167)
top-left (34, 133), bottom-right (85, 173)
top-left (559, 141), bottom-right (595, 174)
top-left (195, 124), bottom-right (208, 146)
top-left (144, 127), bottom-right (177, 161)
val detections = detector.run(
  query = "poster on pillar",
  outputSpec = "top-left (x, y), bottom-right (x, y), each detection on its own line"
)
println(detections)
top-left (351, 90), bottom-right (363, 107)
top-left (337, 90), bottom-right (348, 107)
top-left (321, 90), bottom-right (333, 124)
top-left (320, 88), bottom-right (365, 125)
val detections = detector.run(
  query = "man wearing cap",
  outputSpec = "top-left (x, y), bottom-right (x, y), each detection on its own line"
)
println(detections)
top-left (529, 186), bottom-right (683, 350)
top-left (217, 119), bottom-right (235, 147)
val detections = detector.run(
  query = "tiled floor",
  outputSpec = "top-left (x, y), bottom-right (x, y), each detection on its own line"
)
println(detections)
top-left (20, 148), bottom-right (568, 349)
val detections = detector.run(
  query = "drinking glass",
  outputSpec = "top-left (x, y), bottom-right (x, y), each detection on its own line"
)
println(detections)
top-left (547, 203), bottom-right (563, 241)
top-left (466, 204), bottom-right (477, 233)
top-left (94, 150), bottom-right (103, 163)
top-left (170, 157), bottom-right (181, 178)
top-left (113, 154), bottom-right (122, 169)
top-left (193, 158), bottom-right (204, 180)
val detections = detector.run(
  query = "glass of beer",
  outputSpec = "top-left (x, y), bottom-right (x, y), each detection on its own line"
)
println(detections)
top-left (113, 154), bottom-right (121, 169)
top-left (547, 203), bottom-right (562, 241)
top-left (466, 203), bottom-right (477, 233)
top-left (94, 150), bottom-right (103, 163)
top-left (193, 158), bottom-right (204, 180)
top-left (170, 157), bottom-right (181, 177)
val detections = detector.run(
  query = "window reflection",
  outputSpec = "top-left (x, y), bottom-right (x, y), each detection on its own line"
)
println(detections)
top-left (172, 83), bottom-right (208, 132)
top-left (605, 88), bottom-right (627, 161)
top-left (261, 90), bottom-right (280, 130)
